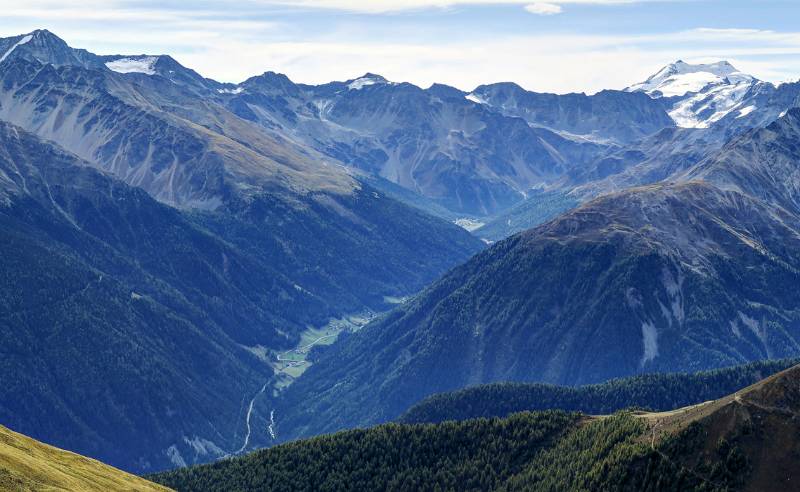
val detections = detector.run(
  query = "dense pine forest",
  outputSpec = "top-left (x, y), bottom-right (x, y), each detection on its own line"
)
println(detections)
top-left (152, 410), bottom-right (752, 492)
top-left (400, 358), bottom-right (799, 424)
top-left (152, 411), bottom-right (579, 491)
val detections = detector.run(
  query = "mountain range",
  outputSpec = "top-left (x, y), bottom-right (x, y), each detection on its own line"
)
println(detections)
top-left (3, 27), bottom-right (800, 479)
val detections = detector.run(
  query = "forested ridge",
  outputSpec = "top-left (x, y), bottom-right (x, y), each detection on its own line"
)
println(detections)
top-left (399, 358), bottom-right (799, 424)
top-left (152, 411), bottom-right (579, 491)
top-left (152, 410), bottom-right (752, 492)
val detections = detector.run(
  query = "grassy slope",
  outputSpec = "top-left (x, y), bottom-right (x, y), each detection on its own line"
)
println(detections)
top-left (0, 424), bottom-right (170, 492)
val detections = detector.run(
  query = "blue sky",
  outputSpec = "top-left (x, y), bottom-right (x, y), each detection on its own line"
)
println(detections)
top-left (2, 0), bottom-right (800, 93)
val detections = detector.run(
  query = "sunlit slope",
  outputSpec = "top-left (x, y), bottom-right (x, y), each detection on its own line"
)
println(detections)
top-left (0, 424), bottom-right (171, 492)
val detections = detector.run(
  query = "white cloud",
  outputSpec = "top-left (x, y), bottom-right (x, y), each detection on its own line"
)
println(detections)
top-left (525, 3), bottom-right (563, 15)
top-left (2, 2), bottom-right (800, 93)
top-left (250, 0), bottom-right (653, 14)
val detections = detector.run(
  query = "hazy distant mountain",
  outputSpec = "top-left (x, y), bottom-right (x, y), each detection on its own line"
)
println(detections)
top-left (468, 83), bottom-right (674, 144)
top-left (685, 107), bottom-right (800, 213)
top-left (224, 72), bottom-right (617, 216)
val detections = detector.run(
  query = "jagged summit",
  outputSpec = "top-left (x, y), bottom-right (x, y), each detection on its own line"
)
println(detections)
top-left (0, 29), bottom-right (104, 68)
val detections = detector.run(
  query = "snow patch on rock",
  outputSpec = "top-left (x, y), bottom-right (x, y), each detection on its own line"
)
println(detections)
top-left (0, 34), bottom-right (33, 64)
top-left (454, 217), bottom-right (485, 231)
top-left (465, 93), bottom-right (486, 105)
top-left (105, 56), bottom-right (159, 75)
top-left (640, 321), bottom-right (659, 367)
top-left (737, 105), bottom-right (757, 118)
top-left (661, 267), bottom-right (685, 325)
top-left (348, 76), bottom-right (383, 90)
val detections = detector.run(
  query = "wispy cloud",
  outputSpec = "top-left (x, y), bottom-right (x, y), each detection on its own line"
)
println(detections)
top-left (525, 3), bottom-right (564, 15)
top-left (253, 0), bottom-right (648, 14)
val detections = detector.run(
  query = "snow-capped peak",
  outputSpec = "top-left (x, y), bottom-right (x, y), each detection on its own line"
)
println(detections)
top-left (627, 60), bottom-right (765, 129)
top-left (105, 56), bottom-right (160, 75)
top-left (627, 60), bottom-right (754, 98)
top-left (347, 73), bottom-right (388, 91)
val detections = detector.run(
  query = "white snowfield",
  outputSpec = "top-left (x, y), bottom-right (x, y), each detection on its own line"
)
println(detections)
top-left (105, 56), bottom-right (159, 75)
top-left (627, 60), bottom-right (763, 129)
top-left (627, 60), bottom-right (745, 97)
top-left (464, 93), bottom-right (486, 105)
top-left (348, 75), bottom-right (388, 90)
top-left (0, 34), bottom-right (33, 64)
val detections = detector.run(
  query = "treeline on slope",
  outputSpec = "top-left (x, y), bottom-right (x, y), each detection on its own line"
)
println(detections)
top-left (151, 411), bottom-right (747, 492)
top-left (151, 411), bottom-right (578, 492)
top-left (399, 358), bottom-right (798, 424)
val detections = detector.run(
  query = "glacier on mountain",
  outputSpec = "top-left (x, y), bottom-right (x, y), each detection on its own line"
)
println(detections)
top-left (627, 60), bottom-right (763, 128)
top-left (105, 56), bottom-right (159, 75)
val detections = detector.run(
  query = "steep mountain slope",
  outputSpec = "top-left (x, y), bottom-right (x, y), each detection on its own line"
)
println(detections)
top-left (399, 358), bottom-right (798, 424)
top-left (0, 424), bottom-right (170, 492)
top-left (276, 181), bottom-right (800, 440)
top-left (0, 120), bottom-right (481, 473)
top-left (154, 365), bottom-right (800, 491)
top-left (513, 362), bottom-right (800, 491)
top-left (685, 107), bottom-right (800, 213)
top-left (0, 121), bottom-right (279, 472)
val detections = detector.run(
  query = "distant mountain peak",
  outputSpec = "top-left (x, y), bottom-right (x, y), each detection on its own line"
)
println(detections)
top-left (627, 59), bottom-right (754, 98)
top-left (347, 73), bottom-right (389, 90)
top-left (626, 60), bottom-right (769, 129)
top-left (0, 28), bottom-right (103, 69)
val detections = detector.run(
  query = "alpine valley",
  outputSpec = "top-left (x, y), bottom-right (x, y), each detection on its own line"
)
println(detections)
top-left (3, 25), bottom-right (800, 491)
